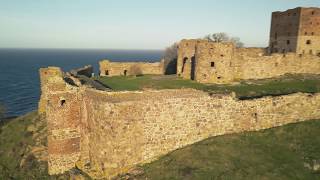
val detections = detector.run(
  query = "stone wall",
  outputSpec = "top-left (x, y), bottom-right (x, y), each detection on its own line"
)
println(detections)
top-left (39, 67), bottom-right (82, 175)
top-left (234, 53), bottom-right (320, 81)
top-left (177, 39), bottom-right (207, 77)
top-left (99, 60), bottom-right (164, 76)
top-left (269, 7), bottom-right (320, 55)
top-left (40, 67), bottom-right (320, 179)
top-left (269, 7), bottom-right (301, 54)
top-left (178, 39), bottom-right (320, 84)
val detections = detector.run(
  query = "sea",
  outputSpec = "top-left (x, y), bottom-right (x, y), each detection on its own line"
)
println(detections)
top-left (0, 49), bottom-right (163, 118)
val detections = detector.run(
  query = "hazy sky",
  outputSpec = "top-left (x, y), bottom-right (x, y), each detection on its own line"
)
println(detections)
top-left (0, 0), bottom-right (319, 49)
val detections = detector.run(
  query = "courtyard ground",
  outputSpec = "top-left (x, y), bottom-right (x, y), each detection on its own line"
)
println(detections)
top-left (96, 74), bottom-right (320, 99)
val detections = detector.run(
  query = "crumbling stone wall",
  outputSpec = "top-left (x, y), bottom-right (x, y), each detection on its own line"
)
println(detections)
top-left (99, 60), bottom-right (164, 76)
top-left (39, 67), bottom-right (82, 175)
top-left (40, 67), bottom-right (320, 179)
top-left (178, 40), bottom-right (320, 84)
top-left (70, 65), bottom-right (93, 77)
top-left (177, 39), bottom-right (207, 77)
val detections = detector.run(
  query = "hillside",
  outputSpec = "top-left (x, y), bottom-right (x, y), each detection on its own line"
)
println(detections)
top-left (0, 112), bottom-right (75, 179)
top-left (1, 112), bottom-right (319, 179)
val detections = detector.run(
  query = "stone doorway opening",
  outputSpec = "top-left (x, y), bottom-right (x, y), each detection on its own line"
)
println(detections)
top-left (191, 56), bottom-right (196, 80)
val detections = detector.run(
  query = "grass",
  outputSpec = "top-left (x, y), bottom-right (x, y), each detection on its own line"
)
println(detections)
top-left (137, 119), bottom-right (320, 180)
top-left (0, 112), bottom-right (70, 180)
top-left (96, 75), bottom-right (206, 91)
top-left (96, 74), bottom-right (320, 98)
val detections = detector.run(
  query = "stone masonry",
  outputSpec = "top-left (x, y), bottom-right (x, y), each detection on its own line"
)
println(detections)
top-left (39, 67), bottom-right (320, 179)
top-left (177, 39), bottom-right (320, 84)
top-left (269, 7), bottom-right (320, 55)
top-left (99, 60), bottom-right (164, 76)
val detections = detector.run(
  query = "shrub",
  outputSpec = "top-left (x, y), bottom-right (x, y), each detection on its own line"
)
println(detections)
top-left (129, 65), bottom-right (143, 76)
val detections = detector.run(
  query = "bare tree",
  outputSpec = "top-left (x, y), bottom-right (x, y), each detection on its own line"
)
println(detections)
top-left (230, 37), bottom-right (244, 48)
top-left (163, 42), bottom-right (178, 75)
top-left (204, 32), bottom-right (244, 47)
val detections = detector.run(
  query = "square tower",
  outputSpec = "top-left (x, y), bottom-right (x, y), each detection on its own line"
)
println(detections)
top-left (269, 7), bottom-right (320, 56)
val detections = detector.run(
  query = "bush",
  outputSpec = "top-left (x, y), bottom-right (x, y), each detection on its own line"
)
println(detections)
top-left (163, 43), bottom-right (178, 75)
top-left (129, 65), bottom-right (143, 76)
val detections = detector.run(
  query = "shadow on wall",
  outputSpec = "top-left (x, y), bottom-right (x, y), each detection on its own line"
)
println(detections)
top-left (164, 59), bottom-right (177, 75)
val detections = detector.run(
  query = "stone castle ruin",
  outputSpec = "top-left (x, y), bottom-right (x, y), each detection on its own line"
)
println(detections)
top-left (98, 7), bottom-right (320, 84)
top-left (177, 7), bottom-right (320, 84)
top-left (39, 7), bottom-right (320, 179)
top-left (40, 67), bottom-right (320, 179)
top-left (177, 39), bottom-right (320, 84)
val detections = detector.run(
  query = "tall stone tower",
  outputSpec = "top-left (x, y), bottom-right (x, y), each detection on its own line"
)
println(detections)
top-left (269, 7), bottom-right (320, 55)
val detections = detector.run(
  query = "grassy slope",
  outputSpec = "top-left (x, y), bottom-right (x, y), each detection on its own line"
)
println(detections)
top-left (138, 120), bottom-right (320, 180)
top-left (0, 111), bottom-right (319, 180)
top-left (96, 74), bottom-right (320, 99)
top-left (0, 112), bottom-right (69, 180)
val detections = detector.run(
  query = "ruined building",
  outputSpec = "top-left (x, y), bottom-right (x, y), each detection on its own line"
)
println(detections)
top-left (177, 39), bottom-right (320, 84)
top-left (177, 7), bottom-right (320, 84)
top-left (40, 66), bottom-right (320, 179)
top-left (269, 7), bottom-right (320, 55)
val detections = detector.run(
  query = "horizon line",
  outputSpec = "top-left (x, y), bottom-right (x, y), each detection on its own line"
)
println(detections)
top-left (0, 47), bottom-right (165, 51)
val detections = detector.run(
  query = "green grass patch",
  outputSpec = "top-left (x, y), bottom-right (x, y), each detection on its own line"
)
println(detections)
top-left (96, 75), bottom-right (206, 91)
top-left (0, 112), bottom-right (70, 180)
top-left (138, 120), bottom-right (320, 180)
top-left (96, 74), bottom-right (320, 98)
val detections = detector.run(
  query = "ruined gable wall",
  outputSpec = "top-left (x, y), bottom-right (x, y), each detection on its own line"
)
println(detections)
top-left (177, 39), bottom-right (208, 79)
top-left (99, 60), bottom-right (163, 76)
top-left (80, 88), bottom-right (320, 178)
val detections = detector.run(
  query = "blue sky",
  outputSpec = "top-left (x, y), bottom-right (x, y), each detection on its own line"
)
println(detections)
top-left (0, 0), bottom-right (319, 49)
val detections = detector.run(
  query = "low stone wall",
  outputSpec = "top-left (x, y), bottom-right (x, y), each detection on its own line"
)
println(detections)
top-left (99, 60), bottom-right (164, 76)
top-left (40, 67), bottom-right (320, 179)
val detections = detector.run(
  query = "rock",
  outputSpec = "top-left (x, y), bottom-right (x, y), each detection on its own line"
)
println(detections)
top-left (128, 167), bottom-right (144, 176)
top-left (27, 125), bottom-right (37, 132)
top-left (313, 160), bottom-right (320, 171)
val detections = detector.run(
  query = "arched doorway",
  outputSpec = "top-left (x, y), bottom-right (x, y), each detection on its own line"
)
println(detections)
top-left (181, 57), bottom-right (188, 73)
